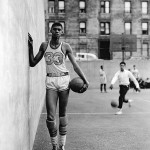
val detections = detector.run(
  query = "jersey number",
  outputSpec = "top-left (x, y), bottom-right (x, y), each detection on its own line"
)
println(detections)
top-left (44, 52), bottom-right (63, 65)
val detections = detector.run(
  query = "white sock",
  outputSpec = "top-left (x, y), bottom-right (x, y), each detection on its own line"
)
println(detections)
top-left (59, 135), bottom-right (66, 146)
top-left (51, 136), bottom-right (58, 146)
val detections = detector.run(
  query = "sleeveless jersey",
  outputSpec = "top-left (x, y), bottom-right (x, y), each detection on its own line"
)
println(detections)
top-left (44, 42), bottom-right (69, 74)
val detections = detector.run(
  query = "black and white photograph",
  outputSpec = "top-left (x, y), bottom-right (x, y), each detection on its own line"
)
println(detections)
top-left (0, 0), bottom-right (150, 150)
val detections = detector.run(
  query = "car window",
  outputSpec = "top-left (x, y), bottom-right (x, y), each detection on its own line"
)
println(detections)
top-left (78, 54), bottom-right (85, 58)
top-left (87, 55), bottom-right (93, 59)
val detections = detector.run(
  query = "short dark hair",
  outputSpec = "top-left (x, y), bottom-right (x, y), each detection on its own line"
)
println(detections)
top-left (51, 22), bottom-right (63, 29)
top-left (120, 61), bottom-right (126, 66)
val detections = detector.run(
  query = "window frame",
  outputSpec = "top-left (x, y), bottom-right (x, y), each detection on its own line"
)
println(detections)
top-left (125, 22), bottom-right (132, 35)
top-left (100, 22), bottom-right (110, 35)
top-left (79, 22), bottom-right (86, 34)
top-left (58, 0), bottom-right (65, 13)
top-left (100, 1), bottom-right (110, 13)
top-left (142, 22), bottom-right (148, 35)
top-left (79, 0), bottom-right (86, 13)
top-left (48, 0), bottom-right (55, 13)
top-left (142, 42), bottom-right (149, 58)
top-left (125, 1), bottom-right (131, 13)
top-left (49, 21), bottom-right (55, 33)
top-left (59, 21), bottom-right (65, 34)
top-left (142, 1), bottom-right (148, 14)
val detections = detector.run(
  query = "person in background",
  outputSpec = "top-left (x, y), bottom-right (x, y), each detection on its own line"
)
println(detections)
top-left (131, 65), bottom-right (140, 81)
top-left (110, 62), bottom-right (140, 115)
top-left (131, 65), bottom-right (140, 92)
top-left (99, 65), bottom-right (107, 93)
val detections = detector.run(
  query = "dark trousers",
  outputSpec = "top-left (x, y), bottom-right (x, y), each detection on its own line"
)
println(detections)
top-left (118, 85), bottom-right (129, 109)
top-left (100, 84), bottom-right (106, 92)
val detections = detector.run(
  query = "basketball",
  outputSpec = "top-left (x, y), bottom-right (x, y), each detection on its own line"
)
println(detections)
top-left (69, 77), bottom-right (84, 93)
top-left (111, 100), bottom-right (118, 108)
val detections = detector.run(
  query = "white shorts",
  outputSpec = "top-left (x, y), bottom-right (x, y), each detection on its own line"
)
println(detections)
top-left (45, 75), bottom-right (70, 92)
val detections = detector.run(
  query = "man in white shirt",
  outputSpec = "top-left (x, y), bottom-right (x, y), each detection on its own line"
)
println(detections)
top-left (110, 62), bottom-right (140, 115)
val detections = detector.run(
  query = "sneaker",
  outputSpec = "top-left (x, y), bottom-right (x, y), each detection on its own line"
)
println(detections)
top-left (115, 109), bottom-right (122, 115)
top-left (52, 145), bottom-right (58, 150)
top-left (59, 145), bottom-right (65, 150)
top-left (128, 99), bottom-right (133, 107)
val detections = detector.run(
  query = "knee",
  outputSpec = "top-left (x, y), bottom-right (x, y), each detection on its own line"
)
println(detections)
top-left (47, 113), bottom-right (56, 121)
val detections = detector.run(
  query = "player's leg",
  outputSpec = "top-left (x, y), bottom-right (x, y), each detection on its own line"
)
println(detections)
top-left (100, 84), bottom-right (103, 92)
top-left (104, 84), bottom-right (107, 92)
top-left (123, 86), bottom-right (129, 103)
top-left (123, 86), bottom-right (134, 107)
top-left (116, 85), bottom-right (128, 114)
top-left (118, 85), bottom-right (129, 107)
top-left (118, 86), bottom-right (124, 109)
top-left (58, 89), bottom-right (70, 150)
top-left (46, 89), bottom-right (59, 149)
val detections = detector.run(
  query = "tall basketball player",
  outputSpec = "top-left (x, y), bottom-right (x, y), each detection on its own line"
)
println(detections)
top-left (28, 22), bottom-right (89, 150)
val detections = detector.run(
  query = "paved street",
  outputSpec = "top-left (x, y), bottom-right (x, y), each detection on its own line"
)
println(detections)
top-left (33, 88), bottom-right (150, 150)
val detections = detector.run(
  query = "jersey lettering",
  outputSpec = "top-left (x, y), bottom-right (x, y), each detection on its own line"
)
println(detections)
top-left (44, 52), bottom-right (63, 65)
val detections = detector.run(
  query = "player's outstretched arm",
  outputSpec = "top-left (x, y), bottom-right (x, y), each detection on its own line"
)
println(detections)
top-left (28, 40), bottom-right (47, 67)
top-left (66, 43), bottom-right (89, 92)
top-left (109, 72), bottom-right (119, 90)
top-left (109, 84), bottom-right (113, 90)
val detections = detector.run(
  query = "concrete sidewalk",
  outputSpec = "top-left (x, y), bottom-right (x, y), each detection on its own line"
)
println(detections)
top-left (33, 89), bottom-right (150, 150)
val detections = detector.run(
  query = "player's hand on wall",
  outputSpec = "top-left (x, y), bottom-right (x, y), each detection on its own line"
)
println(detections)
top-left (28, 33), bottom-right (33, 47)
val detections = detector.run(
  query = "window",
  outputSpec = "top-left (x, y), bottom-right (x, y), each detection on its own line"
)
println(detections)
top-left (125, 1), bottom-right (131, 13)
top-left (125, 22), bottom-right (131, 34)
top-left (100, 1), bottom-right (110, 13)
top-left (48, 0), bottom-right (55, 13)
top-left (142, 43), bottom-right (149, 57)
top-left (142, 22), bottom-right (148, 35)
top-left (49, 22), bottom-right (54, 33)
top-left (100, 22), bottom-right (110, 35)
top-left (142, 2), bottom-right (148, 14)
top-left (58, 0), bottom-right (65, 13)
top-left (79, 0), bottom-right (86, 13)
top-left (59, 21), bottom-right (65, 34)
top-left (80, 22), bottom-right (86, 34)
top-left (79, 43), bottom-right (87, 52)
top-left (78, 54), bottom-right (84, 58)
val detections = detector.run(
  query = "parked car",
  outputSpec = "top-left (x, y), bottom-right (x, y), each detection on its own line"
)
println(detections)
top-left (75, 53), bottom-right (98, 61)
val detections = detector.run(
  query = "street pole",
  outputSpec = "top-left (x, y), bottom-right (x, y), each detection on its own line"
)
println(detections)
top-left (122, 47), bottom-right (125, 62)
top-left (122, 33), bottom-right (125, 62)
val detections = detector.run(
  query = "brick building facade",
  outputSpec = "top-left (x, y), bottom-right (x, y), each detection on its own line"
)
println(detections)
top-left (44, 0), bottom-right (150, 60)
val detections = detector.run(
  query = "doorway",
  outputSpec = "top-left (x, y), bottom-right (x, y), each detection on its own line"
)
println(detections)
top-left (99, 40), bottom-right (110, 60)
